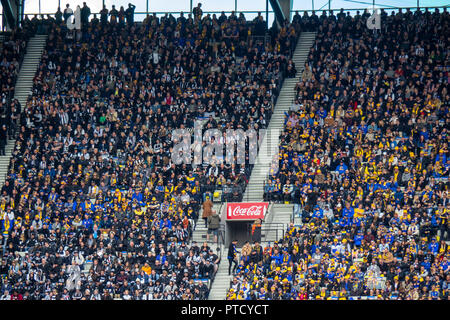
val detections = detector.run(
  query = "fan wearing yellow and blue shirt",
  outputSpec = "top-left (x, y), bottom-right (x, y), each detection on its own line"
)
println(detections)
top-left (185, 171), bottom-right (196, 187)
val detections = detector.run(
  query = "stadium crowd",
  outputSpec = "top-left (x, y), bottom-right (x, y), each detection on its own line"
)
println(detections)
top-left (230, 7), bottom-right (449, 300)
top-left (0, 27), bottom-right (31, 155)
top-left (0, 4), bottom-right (303, 300)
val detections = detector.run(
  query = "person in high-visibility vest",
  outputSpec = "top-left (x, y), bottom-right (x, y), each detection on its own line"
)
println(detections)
top-left (252, 219), bottom-right (262, 243)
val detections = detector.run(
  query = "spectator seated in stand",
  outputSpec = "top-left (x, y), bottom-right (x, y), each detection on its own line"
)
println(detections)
top-left (0, 5), bottom-right (302, 300)
top-left (238, 7), bottom-right (449, 301)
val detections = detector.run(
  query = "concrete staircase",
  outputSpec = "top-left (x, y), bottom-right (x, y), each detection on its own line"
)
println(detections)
top-left (14, 33), bottom-right (47, 111)
top-left (0, 141), bottom-right (15, 186)
top-left (191, 203), bottom-right (230, 300)
top-left (243, 32), bottom-right (317, 202)
top-left (191, 203), bottom-right (222, 244)
top-left (207, 204), bottom-right (293, 300)
top-left (292, 32), bottom-right (317, 75)
top-left (0, 33), bottom-right (13, 186)
top-left (208, 247), bottom-right (230, 300)
top-left (293, 204), bottom-right (305, 226)
top-left (0, 34), bottom-right (47, 189)
top-left (261, 203), bottom-right (293, 245)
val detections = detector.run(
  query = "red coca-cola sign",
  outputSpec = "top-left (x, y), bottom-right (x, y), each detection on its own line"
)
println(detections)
top-left (226, 202), bottom-right (268, 220)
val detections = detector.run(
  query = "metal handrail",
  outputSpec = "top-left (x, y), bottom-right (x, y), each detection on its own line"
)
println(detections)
top-left (290, 5), bottom-right (449, 13)
top-left (1, 5), bottom-right (449, 31)
top-left (218, 224), bottom-right (226, 250)
top-left (249, 221), bottom-right (286, 244)
top-left (207, 222), bottom-right (225, 292)
top-left (19, 10), bottom-right (272, 20)
top-left (16, 5), bottom-right (450, 18)
top-left (9, 4), bottom-right (448, 26)
top-left (215, 202), bottom-right (225, 254)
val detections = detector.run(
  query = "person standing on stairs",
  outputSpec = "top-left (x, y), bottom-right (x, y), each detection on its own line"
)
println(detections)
top-left (0, 124), bottom-right (7, 156)
top-left (202, 196), bottom-right (213, 228)
top-left (207, 211), bottom-right (220, 244)
top-left (227, 239), bottom-right (239, 276)
top-left (9, 99), bottom-right (20, 140)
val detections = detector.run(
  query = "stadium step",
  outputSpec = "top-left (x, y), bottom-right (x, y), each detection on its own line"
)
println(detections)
top-left (190, 203), bottom-right (223, 245)
top-left (0, 139), bottom-right (15, 189)
top-left (14, 33), bottom-right (48, 112)
top-left (190, 203), bottom-right (229, 300)
top-left (0, 34), bottom-right (47, 189)
top-left (243, 32), bottom-right (317, 202)
top-left (207, 204), bottom-right (293, 300)
top-left (208, 247), bottom-right (231, 300)
top-left (263, 203), bottom-right (293, 243)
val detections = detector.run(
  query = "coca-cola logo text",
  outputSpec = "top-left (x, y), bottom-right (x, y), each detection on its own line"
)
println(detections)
top-left (227, 203), bottom-right (268, 220)
top-left (231, 206), bottom-right (263, 216)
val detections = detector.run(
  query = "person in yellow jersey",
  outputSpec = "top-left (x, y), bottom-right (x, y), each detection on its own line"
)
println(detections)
top-left (354, 203), bottom-right (364, 219)
top-left (0, 7), bottom-right (447, 303)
